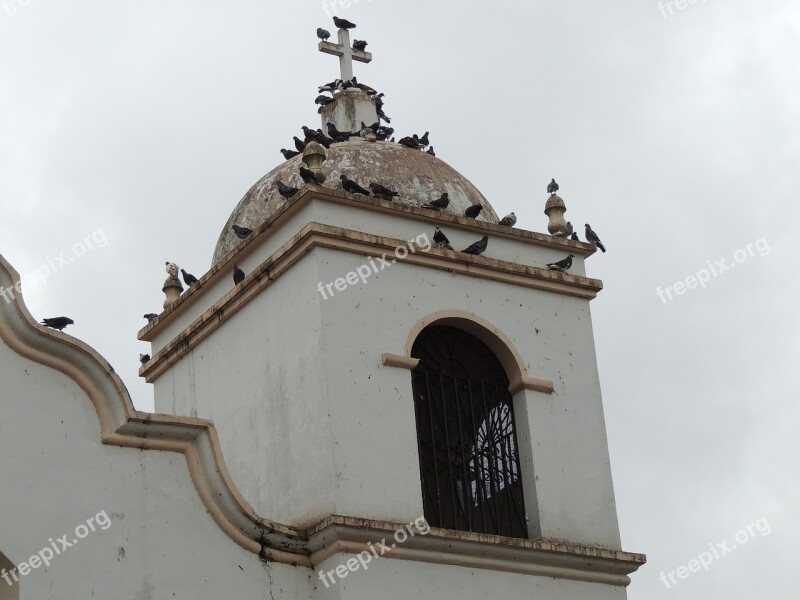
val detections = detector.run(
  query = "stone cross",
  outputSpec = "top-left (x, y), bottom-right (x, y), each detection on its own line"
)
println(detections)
top-left (318, 27), bottom-right (372, 82)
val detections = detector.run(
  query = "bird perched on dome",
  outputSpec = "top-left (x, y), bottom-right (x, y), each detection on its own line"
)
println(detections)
top-left (547, 178), bottom-right (559, 194)
top-left (232, 225), bottom-right (253, 239)
top-left (369, 182), bottom-right (399, 201)
top-left (421, 192), bottom-right (449, 210)
top-left (299, 166), bottom-right (321, 185)
top-left (276, 181), bottom-right (299, 199)
top-left (398, 135), bottom-right (419, 149)
top-left (464, 204), bottom-right (483, 219)
top-left (280, 148), bottom-right (300, 160)
top-left (340, 175), bottom-right (370, 196)
top-left (327, 122), bottom-right (354, 142)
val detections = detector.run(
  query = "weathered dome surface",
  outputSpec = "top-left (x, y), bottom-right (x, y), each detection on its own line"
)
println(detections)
top-left (213, 139), bottom-right (499, 264)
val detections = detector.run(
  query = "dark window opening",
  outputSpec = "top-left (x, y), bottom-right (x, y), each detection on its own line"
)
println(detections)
top-left (411, 325), bottom-right (528, 538)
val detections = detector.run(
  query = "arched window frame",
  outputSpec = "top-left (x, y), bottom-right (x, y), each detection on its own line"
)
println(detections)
top-left (410, 324), bottom-right (529, 538)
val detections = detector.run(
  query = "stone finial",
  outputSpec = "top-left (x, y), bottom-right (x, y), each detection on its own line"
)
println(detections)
top-left (544, 193), bottom-right (568, 235)
top-left (302, 141), bottom-right (329, 184)
top-left (163, 262), bottom-right (183, 310)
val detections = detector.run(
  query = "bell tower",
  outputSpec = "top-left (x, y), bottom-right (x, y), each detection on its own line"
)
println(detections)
top-left (138, 21), bottom-right (644, 599)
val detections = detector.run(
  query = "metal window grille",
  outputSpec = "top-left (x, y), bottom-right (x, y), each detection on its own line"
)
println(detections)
top-left (411, 326), bottom-right (528, 538)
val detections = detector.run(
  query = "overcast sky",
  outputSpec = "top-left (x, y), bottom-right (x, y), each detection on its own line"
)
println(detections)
top-left (1, 1), bottom-right (798, 598)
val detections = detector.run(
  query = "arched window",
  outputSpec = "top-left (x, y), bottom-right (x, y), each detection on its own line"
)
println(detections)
top-left (0, 552), bottom-right (19, 600)
top-left (411, 325), bottom-right (528, 538)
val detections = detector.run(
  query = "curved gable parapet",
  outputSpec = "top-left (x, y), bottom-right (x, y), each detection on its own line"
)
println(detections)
top-left (0, 255), bottom-right (306, 562)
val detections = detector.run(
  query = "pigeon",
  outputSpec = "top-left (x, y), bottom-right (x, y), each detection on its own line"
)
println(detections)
top-left (302, 125), bottom-right (323, 143)
top-left (317, 27), bottom-right (331, 41)
top-left (165, 262), bottom-right (179, 279)
top-left (299, 165), bottom-right (320, 185)
top-left (464, 204), bottom-right (483, 219)
top-left (352, 39), bottom-right (368, 51)
top-left (426, 146), bottom-right (435, 156)
top-left (341, 77), bottom-right (358, 90)
top-left (181, 269), bottom-right (199, 286)
top-left (315, 94), bottom-right (335, 106)
top-left (373, 93), bottom-right (385, 111)
top-left (584, 224), bottom-right (606, 252)
top-left (232, 225), bottom-right (253, 239)
top-left (421, 192), bottom-right (450, 210)
top-left (369, 182), bottom-right (399, 200)
top-left (570, 232), bottom-right (579, 241)
top-left (462, 236), bottom-right (489, 256)
top-left (354, 81), bottom-right (378, 95)
top-left (433, 226), bottom-right (451, 249)
top-left (360, 120), bottom-right (380, 133)
top-left (340, 174), bottom-right (370, 196)
top-left (498, 212), bottom-right (517, 227)
top-left (276, 181), bottom-right (299, 199)
top-left (280, 148), bottom-right (300, 160)
top-left (327, 122), bottom-right (353, 142)
top-left (333, 16), bottom-right (356, 29)
top-left (398, 135), bottom-right (419, 149)
top-left (554, 221), bottom-right (574, 237)
top-left (143, 313), bottom-right (158, 322)
top-left (318, 79), bottom-right (342, 93)
top-left (140, 353), bottom-right (151, 364)
top-left (233, 265), bottom-right (245, 285)
top-left (41, 317), bottom-right (74, 331)
top-left (547, 178), bottom-right (559, 194)
top-left (418, 131), bottom-right (430, 147)
top-left (293, 136), bottom-right (307, 152)
top-left (546, 254), bottom-right (575, 272)
top-left (314, 129), bottom-right (334, 148)
top-left (375, 126), bottom-right (394, 141)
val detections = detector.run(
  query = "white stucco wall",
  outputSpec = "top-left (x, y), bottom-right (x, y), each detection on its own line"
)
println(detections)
top-left (315, 553), bottom-right (629, 600)
top-left (150, 223), bottom-right (620, 548)
top-left (0, 335), bottom-right (315, 600)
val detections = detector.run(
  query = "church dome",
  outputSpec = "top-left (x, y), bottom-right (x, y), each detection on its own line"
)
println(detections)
top-left (212, 139), bottom-right (499, 264)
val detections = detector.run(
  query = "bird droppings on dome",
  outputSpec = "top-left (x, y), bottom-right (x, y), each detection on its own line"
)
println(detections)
top-left (212, 140), bottom-right (499, 264)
